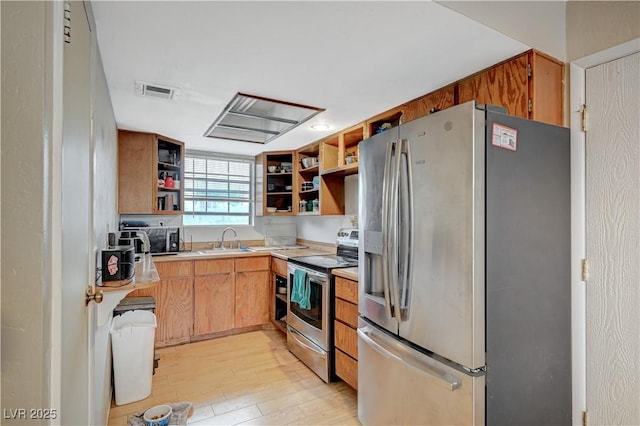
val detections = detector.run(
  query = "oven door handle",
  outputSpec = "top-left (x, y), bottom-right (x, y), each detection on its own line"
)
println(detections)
top-left (288, 327), bottom-right (326, 356)
top-left (289, 267), bottom-right (328, 283)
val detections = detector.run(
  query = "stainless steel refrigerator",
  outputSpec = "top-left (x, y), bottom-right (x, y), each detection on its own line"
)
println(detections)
top-left (358, 101), bottom-right (571, 425)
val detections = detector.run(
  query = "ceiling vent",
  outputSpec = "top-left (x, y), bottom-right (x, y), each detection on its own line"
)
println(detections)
top-left (203, 93), bottom-right (325, 144)
top-left (135, 81), bottom-right (177, 100)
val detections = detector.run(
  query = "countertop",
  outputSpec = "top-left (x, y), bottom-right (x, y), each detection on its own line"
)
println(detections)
top-left (99, 253), bottom-right (160, 292)
top-left (332, 267), bottom-right (359, 281)
top-left (152, 247), bottom-right (334, 262)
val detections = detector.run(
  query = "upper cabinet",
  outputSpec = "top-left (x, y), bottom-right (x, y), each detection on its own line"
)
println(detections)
top-left (263, 151), bottom-right (295, 215)
top-left (118, 130), bottom-right (184, 215)
top-left (258, 49), bottom-right (563, 216)
top-left (455, 50), bottom-right (564, 126)
top-left (320, 123), bottom-right (364, 176)
top-left (402, 85), bottom-right (455, 123)
top-left (296, 143), bottom-right (321, 215)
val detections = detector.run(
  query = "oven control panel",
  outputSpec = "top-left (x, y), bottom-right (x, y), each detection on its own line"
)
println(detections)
top-left (336, 228), bottom-right (359, 248)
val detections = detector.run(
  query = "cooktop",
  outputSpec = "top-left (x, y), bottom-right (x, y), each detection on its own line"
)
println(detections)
top-left (289, 254), bottom-right (358, 270)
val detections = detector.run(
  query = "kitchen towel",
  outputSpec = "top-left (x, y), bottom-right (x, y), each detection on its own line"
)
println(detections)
top-left (291, 269), bottom-right (311, 310)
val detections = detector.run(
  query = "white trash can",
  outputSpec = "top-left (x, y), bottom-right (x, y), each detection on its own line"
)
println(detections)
top-left (110, 310), bottom-right (157, 405)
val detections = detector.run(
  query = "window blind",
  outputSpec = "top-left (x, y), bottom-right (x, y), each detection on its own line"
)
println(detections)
top-left (183, 152), bottom-right (253, 226)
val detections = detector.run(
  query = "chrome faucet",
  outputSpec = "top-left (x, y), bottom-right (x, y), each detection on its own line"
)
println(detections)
top-left (220, 227), bottom-right (238, 250)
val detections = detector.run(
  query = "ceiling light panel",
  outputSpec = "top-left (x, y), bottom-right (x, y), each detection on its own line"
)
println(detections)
top-left (204, 93), bottom-right (324, 144)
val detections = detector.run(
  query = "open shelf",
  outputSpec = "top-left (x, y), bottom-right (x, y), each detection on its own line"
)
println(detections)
top-left (264, 151), bottom-right (295, 215)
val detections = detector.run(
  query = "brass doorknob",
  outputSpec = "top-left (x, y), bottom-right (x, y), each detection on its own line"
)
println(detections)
top-left (85, 286), bottom-right (104, 306)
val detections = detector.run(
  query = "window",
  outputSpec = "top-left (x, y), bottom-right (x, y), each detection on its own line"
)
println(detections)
top-left (183, 151), bottom-right (253, 226)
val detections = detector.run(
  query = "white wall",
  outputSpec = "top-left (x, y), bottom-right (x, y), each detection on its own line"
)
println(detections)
top-left (1, 2), bottom-right (53, 421)
top-left (437, 1), bottom-right (567, 61)
top-left (91, 35), bottom-right (119, 426)
top-left (567, 1), bottom-right (640, 61)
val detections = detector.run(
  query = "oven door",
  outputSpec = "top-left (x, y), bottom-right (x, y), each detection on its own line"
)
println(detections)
top-left (287, 263), bottom-right (330, 351)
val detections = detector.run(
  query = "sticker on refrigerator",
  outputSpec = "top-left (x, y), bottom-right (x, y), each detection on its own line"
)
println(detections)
top-left (492, 123), bottom-right (518, 151)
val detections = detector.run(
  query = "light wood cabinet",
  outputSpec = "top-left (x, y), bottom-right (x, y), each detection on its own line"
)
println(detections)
top-left (192, 258), bottom-right (237, 336)
top-left (153, 261), bottom-right (193, 347)
top-left (194, 258), bottom-right (234, 276)
top-left (193, 255), bottom-right (271, 336)
top-left (456, 50), bottom-right (564, 126)
top-left (193, 274), bottom-right (235, 335)
top-left (263, 151), bottom-right (295, 215)
top-left (296, 143), bottom-right (321, 215)
top-left (130, 255), bottom-right (273, 347)
top-left (118, 131), bottom-right (155, 214)
top-left (333, 275), bottom-right (359, 389)
top-left (118, 130), bottom-right (184, 215)
top-left (457, 53), bottom-right (529, 119)
top-left (271, 257), bottom-right (287, 277)
top-left (236, 256), bottom-right (270, 272)
top-left (402, 85), bottom-right (455, 123)
top-left (335, 349), bottom-right (358, 390)
top-left (271, 257), bottom-right (288, 333)
top-left (235, 271), bottom-right (271, 328)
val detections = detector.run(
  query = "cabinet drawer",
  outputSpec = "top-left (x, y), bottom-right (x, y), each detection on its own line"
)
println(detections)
top-left (194, 258), bottom-right (234, 276)
top-left (335, 298), bottom-right (358, 328)
top-left (335, 276), bottom-right (358, 304)
top-left (155, 261), bottom-right (192, 279)
top-left (335, 348), bottom-right (358, 390)
top-left (334, 320), bottom-right (358, 360)
top-left (271, 257), bottom-right (287, 277)
top-left (235, 256), bottom-right (269, 272)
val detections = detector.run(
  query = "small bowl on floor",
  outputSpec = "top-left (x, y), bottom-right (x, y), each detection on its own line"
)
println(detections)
top-left (143, 405), bottom-right (172, 426)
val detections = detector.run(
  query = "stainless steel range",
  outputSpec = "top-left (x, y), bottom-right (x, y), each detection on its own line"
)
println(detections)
top-left (286, 228), bottom-right (358, 382)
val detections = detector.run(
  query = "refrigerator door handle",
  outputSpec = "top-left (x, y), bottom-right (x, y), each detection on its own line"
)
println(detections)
top-left (398, 139), bottom-right (413, 320)
top-left (381, 140), bottom-right (396, 320)
top-left (358, 326), bottom-right (462, 391)
top-left (389, 140), bottom-right (403, 323)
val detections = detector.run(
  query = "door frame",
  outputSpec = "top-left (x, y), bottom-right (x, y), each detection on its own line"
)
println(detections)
top-left (45, 1), bottom-right (65, 420)
top-left (569, 37), bottom-right (640, 426)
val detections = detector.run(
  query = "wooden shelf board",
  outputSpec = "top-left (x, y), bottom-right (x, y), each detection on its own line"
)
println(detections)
top-left (298, 165), bottom-right (319, 173)
top-left (299, 189), bottom-right (319, 194)
top-left (266, 191), bottom-right (293, 195)
top-left (158, 162), bottom-right (180, 169)
top-left (158, 186), bottom-right (181, 191)
top-left (267, 172), bottom-right (292, 176)
top-left (275, 294), bottom-right (287, 303)
top-left (154, 209), bottom-right (183, 215)
top-left (320, 164), bottom-right (359, 177)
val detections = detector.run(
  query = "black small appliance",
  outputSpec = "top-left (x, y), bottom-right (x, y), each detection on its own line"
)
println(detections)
top-left (101, 246), bottom-right (135, 281)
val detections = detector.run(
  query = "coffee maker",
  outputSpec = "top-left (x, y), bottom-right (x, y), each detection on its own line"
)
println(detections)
top-left (109, 230), bottom-right (150, 254)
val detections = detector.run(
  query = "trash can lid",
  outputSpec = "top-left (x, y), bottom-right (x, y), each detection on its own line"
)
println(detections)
top-left (111, 310), bottom-right (157, 332)
top-left (114, 297), bottom-right (156, 314)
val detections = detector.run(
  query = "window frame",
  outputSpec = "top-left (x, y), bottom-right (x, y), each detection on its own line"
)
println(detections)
top-left (182, 150), bottom-right (255, 227)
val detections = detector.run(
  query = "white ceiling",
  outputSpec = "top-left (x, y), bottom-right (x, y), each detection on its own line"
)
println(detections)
top-left (92, 1), bottom-right (529, 157)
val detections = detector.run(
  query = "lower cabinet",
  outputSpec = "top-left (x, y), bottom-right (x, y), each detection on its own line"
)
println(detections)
top-left (235, 271), bottom-right (271, 328)
top-left (334, 275), bottom-right (359, 389)
top-left (127, 255), bottom-right (271, 348)
top-left (132, 260), bottom-right (193, 348)
top-left (193, 273), bottom-right (235, 335)
top-left (192, 256), bottom-right (271, 338)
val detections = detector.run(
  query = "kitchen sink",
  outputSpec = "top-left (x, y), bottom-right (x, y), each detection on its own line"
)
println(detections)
top-left (196, 248), bottom-right (254, 255)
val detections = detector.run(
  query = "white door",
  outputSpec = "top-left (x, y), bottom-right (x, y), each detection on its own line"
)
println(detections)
top-left (61, 2), bottom-right (95, 424)
top-left (585, 52), bottom-right (640, 424)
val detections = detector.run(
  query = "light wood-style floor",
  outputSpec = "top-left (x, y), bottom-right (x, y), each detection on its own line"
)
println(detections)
top-left (107, 330), bottom-right (359, 425)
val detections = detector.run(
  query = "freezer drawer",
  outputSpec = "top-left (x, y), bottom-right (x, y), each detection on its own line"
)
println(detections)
top-left (358, 321), bottom-right (484, 426)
